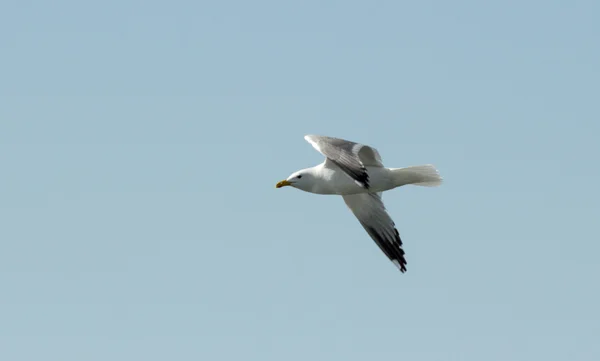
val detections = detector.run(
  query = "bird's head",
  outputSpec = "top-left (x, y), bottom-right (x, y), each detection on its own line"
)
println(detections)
top-left (275, 170), bottom-right (311, 191)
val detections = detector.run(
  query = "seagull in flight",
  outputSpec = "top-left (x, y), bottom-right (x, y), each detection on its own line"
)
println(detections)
top-left (276, 135), bottom-right (442, 273)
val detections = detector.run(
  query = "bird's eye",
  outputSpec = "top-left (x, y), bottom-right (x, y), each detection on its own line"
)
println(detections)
top-left (297, 175), bottom-right (302, 179)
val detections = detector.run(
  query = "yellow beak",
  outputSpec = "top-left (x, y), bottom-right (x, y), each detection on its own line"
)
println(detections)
top-left (276, 180), bottom-right (292, 188)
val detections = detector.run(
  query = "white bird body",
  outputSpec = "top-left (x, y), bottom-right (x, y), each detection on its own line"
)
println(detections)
top-left (276, 134), bottom-right (442, 273)
top-left (291, 163), bottom-right (396, 195)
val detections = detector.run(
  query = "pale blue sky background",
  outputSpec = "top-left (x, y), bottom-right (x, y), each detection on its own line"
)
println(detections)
top-left (1, 1), bottom-right (599, 360)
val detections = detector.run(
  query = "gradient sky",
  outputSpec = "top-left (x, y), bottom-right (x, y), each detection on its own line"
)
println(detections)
top-left (1, 1), bottom-right (599, 360)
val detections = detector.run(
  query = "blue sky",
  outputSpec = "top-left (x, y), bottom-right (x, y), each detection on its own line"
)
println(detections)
top-left (1, 1), bottom-right (599, 360)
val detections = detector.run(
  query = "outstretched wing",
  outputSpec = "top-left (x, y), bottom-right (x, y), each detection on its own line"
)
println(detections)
top-left (342, 192), bottom-right (407, 273)
top-left (304, 135), bottom-right (384, 189)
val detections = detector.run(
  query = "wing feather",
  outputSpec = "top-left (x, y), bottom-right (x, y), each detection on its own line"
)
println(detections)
top-left (304, 135), bottom-right (384, 189)
top-left (342, 192), bottom-right (407, 273)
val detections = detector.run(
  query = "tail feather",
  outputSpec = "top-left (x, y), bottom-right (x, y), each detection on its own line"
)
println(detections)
top-left (391, 164), bottom-right (443, 187)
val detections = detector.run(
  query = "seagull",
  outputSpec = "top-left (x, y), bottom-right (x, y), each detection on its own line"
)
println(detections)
top-left (276, 135), bottom-right (442, 273)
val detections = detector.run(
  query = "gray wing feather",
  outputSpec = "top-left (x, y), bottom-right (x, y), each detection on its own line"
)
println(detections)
top-left (304, 135), bottom-right (383, 189)
top-left (357, 145), bottom-right (383, 167)
top-left (342, 192), bottom-right (407, 273)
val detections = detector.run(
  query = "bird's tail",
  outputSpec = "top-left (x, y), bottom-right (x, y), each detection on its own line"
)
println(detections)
top-left (390, 164), bottom-right (443, 187)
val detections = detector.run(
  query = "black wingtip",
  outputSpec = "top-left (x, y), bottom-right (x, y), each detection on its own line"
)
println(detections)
top-left (393, 259), bottom-right (407, 273)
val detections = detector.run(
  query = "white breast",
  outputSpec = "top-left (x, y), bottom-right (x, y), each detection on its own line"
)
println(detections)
top-left (313, 162), bottom-right (395, 195)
